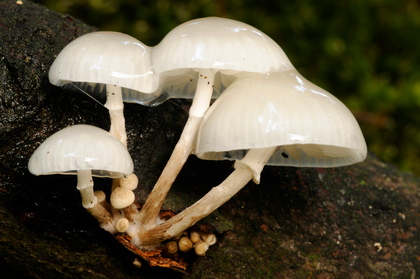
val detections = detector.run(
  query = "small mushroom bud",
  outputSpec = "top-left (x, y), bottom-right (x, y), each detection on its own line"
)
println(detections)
top-left (119, 173), bottom-right (138, 190)
top-left (166, 241), bottom-right (178, 254)
top-left (110, 187), bottom-right (135, 209)
top-left (94, 190), bottom-right (106, 203)
top-left (115, 218), bottom-right (130, 233)
top-left (132, 258), bottom-right (142, 268)
top-left (178, 236), bottom-right (193, 252)
top-left (202, 233), bottom-right (217, 246)
top-left (194, 241), bottom-right (209, 256)
top-left (190, 231), bottom-right (201, 243)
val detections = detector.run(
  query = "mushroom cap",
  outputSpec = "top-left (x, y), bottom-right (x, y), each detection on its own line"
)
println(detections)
top-left (194, 70), bottom-right (367, 167)
top-left (194, 241), bottom-right (210, 256)
top-left (110, 187), bottom-right (135, 209)
top-left (28, 125), bottom-right (133, 177)
top-left (153, 17), bottom-right (294, 99)
top-left (119, 173), bottom-right (138, 190)
top-left (94, 190), bottom-right (107, 203)
top-left (48, 31), bottom-right (160, 105)
top-left (178, 236), bottom-right (193, 252)
top-left (115, 218), bottom-right (130, 233)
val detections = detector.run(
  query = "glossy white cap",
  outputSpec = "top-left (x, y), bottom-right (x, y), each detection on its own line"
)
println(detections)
top-left (153, 17), bottom-right (294, 99)
top-left (28, 125), bottom-right (134, 177)
top-left (49, 32), bottom-right (160, 105)
top-left (195, 70), bottom-right (367, 167)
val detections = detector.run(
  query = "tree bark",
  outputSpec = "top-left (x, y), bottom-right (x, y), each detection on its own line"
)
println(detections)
top-left (1, 1), bottom-right (419, 278)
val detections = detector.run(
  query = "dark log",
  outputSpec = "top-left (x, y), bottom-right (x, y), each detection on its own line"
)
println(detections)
top-left (1, 1), bottom-right (419, 278)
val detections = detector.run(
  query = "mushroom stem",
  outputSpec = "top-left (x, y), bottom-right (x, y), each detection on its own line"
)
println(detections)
top-left (77, 169), bottom-right (97, 209)
top-left (86, 204), bottom-right (115, 233)
top-left (137, 146), bottom-right (276, 246)
top-left (105, 84), bottom-right (127, 147)
top-left (136, 115), bottom-right (202, 228)
top-left (137, 70), bottom-right (215, 229)
top-left (77, 170), bottom-right (114, 232)
top-left (189, 69), bottom-right (215, 118)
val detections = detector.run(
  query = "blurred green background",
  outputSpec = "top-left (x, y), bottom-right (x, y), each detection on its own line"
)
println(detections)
top-left (35, 0), bottom-right (420, 176)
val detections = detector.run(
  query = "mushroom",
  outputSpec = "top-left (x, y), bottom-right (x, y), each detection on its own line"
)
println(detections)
top-left (119, 173), bottom-right (138, 190)
top-left (94, 190), bottom-right (107, 204)
top-left (165, 241), bottom-right (179, 254)
top-left (138, 17), bottom-right (295, 229)
top-left (202, 233), bottom-right (217, 246)
top-left (115, 218), bottom-right (130, 233)
top-left (195, 70), bottom-right (367, 170)
top-left (110, 186), bottom-right (135, 209)
top-left (194, 241), bottom-right (210, 256)
top-left (137, 70), bottom-right (367, 244)
top-left (48, 31), bottom-right (159, 146)
top-left (189, 231), bottom-right (201, 244)
top-left (178, 236), bottom-right (193, 252)
top-left (28, 124), bottom-right (134, 232)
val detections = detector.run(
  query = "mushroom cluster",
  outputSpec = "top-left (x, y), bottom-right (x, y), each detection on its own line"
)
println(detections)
top-left (29, 17), bottom-right (367, 270)
top-left (28, 125), bottom-right (134, 232)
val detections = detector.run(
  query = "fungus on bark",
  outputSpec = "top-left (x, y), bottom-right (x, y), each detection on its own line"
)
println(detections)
top-left (28, 124), bottom-right (134, 232)
top-left (138, 70), bottom-right (367, 244)
top-left (138, 16), bottom-right (295, 230)
top-left (48, 31), bottom-right (159, 146)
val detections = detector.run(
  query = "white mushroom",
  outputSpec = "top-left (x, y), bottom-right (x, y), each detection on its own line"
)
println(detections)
top-left (202, 233), bottom-right (217, 246)
top-left (178, 236), bottom-right (193, 252)
top-left (119, 173), bottom-right (138, 190)
top-left (194, 241), bottom-right (209, 256)
top-left (165, 241), bottom-right (178, 254)
top-left (94, 190), bottom-right (106, 204)
top-left (110, 187), bottom-right (135, 209)
top-left (138, 17), bottom-right (295, 229)
top-left (196, 70), bottom-right (367, 171)
top-left (28, 124), bottom-right (134, 232)
top-left (48, 31), bottom-right (159, 146)
top-left (115, 218), bottom-right (130, 233)
top-left (189, 231), bottom-right (201, 244)
top-left (137, 70), bottom-right (367, 244)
